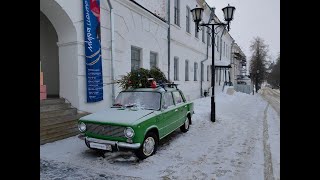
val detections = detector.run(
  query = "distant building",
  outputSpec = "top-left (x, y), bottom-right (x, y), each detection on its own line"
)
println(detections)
top-left (232, 43), bottom-right (247, 84)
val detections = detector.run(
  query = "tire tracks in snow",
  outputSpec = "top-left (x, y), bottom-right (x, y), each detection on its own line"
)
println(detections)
top-left (260, 88), bottom-right (280, 118)
top-left (263, 104), bottom-right (274, 180)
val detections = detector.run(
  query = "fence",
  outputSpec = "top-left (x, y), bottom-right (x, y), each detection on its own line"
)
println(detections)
top-left (234, 84), bottom-right (253, 94)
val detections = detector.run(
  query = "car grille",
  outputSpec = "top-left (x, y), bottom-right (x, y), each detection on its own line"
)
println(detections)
top-left (86, 124), bottom-right (126, 138)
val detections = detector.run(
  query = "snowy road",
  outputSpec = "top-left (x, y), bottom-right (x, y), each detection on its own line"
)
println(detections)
top-left (259, 87), bottom-right (280, 116)
top-left (40, 90), bottom-right (280, 180)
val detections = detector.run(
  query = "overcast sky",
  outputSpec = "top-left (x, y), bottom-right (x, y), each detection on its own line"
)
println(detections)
top-left (206, 0), bottom-right (280, 62)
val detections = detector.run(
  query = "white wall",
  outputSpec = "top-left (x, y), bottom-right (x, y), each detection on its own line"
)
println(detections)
top-left (168, 0), bottom-right (235, 100)
top-left (168, 0), bottom-right (212, 100)
top-left (66, 0), bottom-right (168, 112)
top-left (40, 0), bottom-right (237, 112)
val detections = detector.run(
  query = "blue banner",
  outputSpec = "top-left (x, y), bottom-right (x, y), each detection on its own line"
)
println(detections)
top-left (83, 0), bottom-right (103, 102)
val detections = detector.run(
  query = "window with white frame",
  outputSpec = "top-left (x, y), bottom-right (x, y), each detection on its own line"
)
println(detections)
top-left (150, 52), bottom-right (157, 69)
top-left (131, 46), bottom-right (141, 71)
top-left (174, 57), bottom-right (179, 81)
top-left (194, 62), bottom-right (198, 81)
top-left (174, 0), bottom-right (180, 26)
top-left (186, 6), bottom-right (190, 33)
top-left (185, 60), bottom-right (189, 81)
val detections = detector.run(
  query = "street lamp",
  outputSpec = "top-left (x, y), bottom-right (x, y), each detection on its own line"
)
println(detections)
top-left (191, 4), bottom-right (235, 122)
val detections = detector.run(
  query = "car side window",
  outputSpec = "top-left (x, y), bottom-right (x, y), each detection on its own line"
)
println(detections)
top-left (172, 91), bottom-right (184, 105)
top-left (163, 92), bottom-right (174, 109)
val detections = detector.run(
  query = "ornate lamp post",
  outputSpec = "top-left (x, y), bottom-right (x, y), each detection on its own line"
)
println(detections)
top-left (191, 4), bottom-right (235, 122)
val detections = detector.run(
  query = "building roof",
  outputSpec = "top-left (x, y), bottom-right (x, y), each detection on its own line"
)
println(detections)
top-left (130, 0), bottom-right (166, 22)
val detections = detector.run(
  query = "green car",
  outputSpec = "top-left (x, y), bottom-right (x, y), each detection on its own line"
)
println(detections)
top-left (78, 85), bottom-right (194, 159)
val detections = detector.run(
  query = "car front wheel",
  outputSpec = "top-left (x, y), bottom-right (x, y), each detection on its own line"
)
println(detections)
top-left (135, 132), bottom-right (158, 160)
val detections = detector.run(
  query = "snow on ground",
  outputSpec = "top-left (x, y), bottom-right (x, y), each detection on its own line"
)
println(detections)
top-left (40, 90), bottom-right (280, 180)
top-left (266, 103), bottom-right (280, 179)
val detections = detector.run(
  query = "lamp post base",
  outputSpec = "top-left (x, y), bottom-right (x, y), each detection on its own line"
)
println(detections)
top-left (211, 96), bottom-right (216, 122)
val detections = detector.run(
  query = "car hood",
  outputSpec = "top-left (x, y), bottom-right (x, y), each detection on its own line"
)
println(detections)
top-left (79, 108), bottom-right (155, 125)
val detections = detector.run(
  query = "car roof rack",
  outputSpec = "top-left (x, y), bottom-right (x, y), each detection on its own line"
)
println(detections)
top-left (158, 82), bottom-right (179, 91)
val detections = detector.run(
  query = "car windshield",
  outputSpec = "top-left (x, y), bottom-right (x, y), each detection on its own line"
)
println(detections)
top-left (114, 91), bottom-right (161, 110)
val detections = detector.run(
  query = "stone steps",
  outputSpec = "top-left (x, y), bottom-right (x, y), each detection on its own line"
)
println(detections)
top-left (40, 108), bottom-right (77, 119)
top-left (40, 114), bottom-right (83, 128)
top-left (40, 98), bottom-right (89, 145)
top-left (40, 98), bottom-right (65, 106)
top-left (40, 103), bottom-right (71, 112)
top-left (40, 128), bottom-right (79, 145)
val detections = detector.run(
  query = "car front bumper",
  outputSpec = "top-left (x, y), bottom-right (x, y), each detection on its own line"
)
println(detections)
top-left (79, 135), bottom-right (141, 150)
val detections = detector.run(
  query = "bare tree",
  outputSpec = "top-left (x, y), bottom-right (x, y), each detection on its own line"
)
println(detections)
top-left (249, 37), bottom-right (269, 92)
top-left (267, 53), bottom-right (280, 89)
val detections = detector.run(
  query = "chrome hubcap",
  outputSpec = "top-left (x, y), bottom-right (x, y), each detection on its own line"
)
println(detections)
top-left (143, 137), bottom-right (155, 156)
top-left (185, 118), bottom-right (189, 129)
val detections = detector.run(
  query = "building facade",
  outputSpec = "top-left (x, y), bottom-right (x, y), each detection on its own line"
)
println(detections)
top-left (232, 43), bottom-right (247, 84)
top-left (40, 0), bottom-right (242, 113)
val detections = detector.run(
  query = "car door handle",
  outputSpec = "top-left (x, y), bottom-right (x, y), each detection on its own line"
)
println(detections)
top-left (175, 109), bottom-right (178, 112)
top-left (184, 105), bottom-right (187, 107)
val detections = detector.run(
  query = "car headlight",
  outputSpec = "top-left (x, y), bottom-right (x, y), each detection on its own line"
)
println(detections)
top-left (124, 127), bottom-right (135, 138)
top-left (78, 122), bottom-right (86, 132)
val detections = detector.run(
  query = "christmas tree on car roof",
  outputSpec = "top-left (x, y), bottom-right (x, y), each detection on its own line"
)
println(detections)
top-left (117, 67), bottom-right (170, 90)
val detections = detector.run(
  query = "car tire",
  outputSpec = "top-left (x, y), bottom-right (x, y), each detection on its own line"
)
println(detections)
top-left (135, 132), bottom-right (158, 160)
top-left (180, 116), bottom-right (190, 133)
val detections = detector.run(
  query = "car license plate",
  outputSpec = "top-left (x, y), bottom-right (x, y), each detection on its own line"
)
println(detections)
top-left (89, 142), bottom-right (112, 151)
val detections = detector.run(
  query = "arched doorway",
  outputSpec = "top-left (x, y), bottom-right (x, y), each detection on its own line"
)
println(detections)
top-left (40, 0), bottom-right (79, 107)
top-left (40, 11), bottom-right (59, 97)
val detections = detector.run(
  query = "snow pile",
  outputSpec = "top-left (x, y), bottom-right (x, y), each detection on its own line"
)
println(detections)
top-left (41, 91), bottom-right (280, 180)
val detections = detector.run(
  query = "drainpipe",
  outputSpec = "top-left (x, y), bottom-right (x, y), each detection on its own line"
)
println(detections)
top-left (200, 7), bottom-right (215, 97)
top-left (167, 0), bottom-right (171, 81)
top-left (106, 0), bottom-right (115, 104)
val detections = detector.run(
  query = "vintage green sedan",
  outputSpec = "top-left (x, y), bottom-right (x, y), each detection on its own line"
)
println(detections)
top-left (78, 85), bottom-right (194, 159)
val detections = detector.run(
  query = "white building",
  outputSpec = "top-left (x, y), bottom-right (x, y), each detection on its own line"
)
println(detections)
top-left (232, 43), bottom-right (247, 84)
top-left (40, 0), bottom-right (240, 113)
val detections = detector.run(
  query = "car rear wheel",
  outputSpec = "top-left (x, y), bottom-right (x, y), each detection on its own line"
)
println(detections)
top-left (180, 116), bottom-right (190, 133)
top-left (135, 132), bottom-right (158, 160)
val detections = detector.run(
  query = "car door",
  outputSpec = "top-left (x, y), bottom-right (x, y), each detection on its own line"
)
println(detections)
top-left (172, 91), bottom-right (187, 127)
top-left (158, 92), bottom-right (176, 138)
